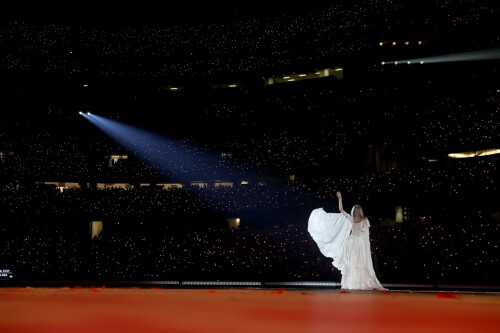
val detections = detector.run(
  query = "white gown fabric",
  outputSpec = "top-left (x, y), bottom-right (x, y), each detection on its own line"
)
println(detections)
top-left (308, 208), bottom-right (386, 290)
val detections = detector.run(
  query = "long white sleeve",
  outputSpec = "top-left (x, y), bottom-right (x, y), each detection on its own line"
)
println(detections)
top-left (307, 208), bottom-right (352, 270)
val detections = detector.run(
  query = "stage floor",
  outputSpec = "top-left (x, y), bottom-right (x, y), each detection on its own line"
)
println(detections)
top-left (1, 287), bottom-right (499, 333)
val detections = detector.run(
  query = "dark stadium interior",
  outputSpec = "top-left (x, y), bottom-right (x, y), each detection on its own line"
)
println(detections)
top-left (0, 0), bottom-right (499, 290)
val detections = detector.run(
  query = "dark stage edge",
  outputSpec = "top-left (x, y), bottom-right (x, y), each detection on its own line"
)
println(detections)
top-left (1, 280), bottom-right (500, 293)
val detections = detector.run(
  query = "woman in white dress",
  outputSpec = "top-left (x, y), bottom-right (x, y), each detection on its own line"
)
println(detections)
top-left (308, 191), bottom-right (386, 290)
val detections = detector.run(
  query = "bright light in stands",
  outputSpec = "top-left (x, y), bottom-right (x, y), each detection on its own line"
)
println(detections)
top-left (448, 149), bottom-right (500, 159)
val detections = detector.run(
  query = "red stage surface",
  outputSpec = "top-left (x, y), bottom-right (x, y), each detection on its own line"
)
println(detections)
top-left (1, 287), bottom-right (499, 333)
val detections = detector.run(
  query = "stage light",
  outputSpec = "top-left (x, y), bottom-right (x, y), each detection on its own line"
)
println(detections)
top-left (382, 47), bottom-right (500, 66)
top-left (392, 41), bottom-right (396, 46)
top-left (79, 111), bottom-right (83, 115)
top-left (407, 61), bottom-right (411, 64)
top-left (379, 42), bottom-right (384, 46)
top-left (80, 113), bottom-right (237, 187)
top-left (87, 112), bottom-right (91, 115)
top-left (381, 61), bottom-right (385, 65)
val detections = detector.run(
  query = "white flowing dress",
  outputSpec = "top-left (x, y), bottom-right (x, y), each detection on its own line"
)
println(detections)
top-left (308, 208), bottom-right (386, 290)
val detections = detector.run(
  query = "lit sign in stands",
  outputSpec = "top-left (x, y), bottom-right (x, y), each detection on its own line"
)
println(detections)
top-left (0, 269), bottom-right (13, 279)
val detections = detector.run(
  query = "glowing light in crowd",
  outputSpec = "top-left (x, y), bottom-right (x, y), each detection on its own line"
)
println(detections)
top-left (448, 149), bottom-right (500, 159)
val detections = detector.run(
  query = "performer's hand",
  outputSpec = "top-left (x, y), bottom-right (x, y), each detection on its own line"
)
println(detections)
top-left (336, 191), bottom-right (345, 213)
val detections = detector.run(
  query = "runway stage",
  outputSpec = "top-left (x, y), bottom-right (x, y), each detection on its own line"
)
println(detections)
top-left (1, 287), bottom-right (499, 333)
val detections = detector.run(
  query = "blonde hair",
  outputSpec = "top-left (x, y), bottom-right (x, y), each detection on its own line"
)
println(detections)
top-left (351, 205), bottom-right (365, 223)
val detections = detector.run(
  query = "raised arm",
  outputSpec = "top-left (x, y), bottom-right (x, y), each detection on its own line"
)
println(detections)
top-left (336, 191), bottom-right (346, 214)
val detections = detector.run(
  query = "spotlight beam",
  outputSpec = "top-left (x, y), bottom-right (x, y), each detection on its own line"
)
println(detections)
top-left (80, 113), bottom-right (223, 183)
top-left (382, 47), bottom-right (500, 65)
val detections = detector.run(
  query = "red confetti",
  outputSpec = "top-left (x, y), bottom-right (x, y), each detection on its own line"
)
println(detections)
top-left (5, 288), bottom-right (31, 293)
top-left (435, 292), bottom-right (460, 299)
top-left (270, 288), bottom-right (285, 294)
